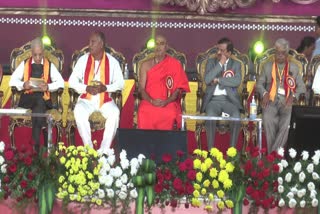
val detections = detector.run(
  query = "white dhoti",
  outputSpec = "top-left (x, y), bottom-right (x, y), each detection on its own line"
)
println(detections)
top-left (73, 98), bottom-right (120, 153)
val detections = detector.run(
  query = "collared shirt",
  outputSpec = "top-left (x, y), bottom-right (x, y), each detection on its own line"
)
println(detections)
top-left (312, 37), bottom-right (320, 58)
top-left (9, 57), bottom-right (64, 91)
top-left (213, 59), bottom-right (229, 96)
top-left (68, 52), bottom-right (124, 108)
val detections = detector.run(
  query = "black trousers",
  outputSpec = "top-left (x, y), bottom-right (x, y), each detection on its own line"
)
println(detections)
top-left (18, 93), bottom-right (52, 148)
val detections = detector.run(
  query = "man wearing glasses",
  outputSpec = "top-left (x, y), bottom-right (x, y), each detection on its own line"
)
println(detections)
top-left (257, 38), bottom-right (306, 153)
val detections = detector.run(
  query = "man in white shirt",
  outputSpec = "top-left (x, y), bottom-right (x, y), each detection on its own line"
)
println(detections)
top-left (9, 37), bottom-right (64, 151)
top-left (312, 66), bottom-right (320, 94)
top-left (312, 16), bottom-right (320, 58)
top-left (68, 31), bottom-right (124, 154)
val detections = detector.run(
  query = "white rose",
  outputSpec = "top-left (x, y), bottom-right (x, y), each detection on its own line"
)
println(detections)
top-left (307, 182), bottom-right (315, 191)
top-left (105, 148), bottom-right (115, 156)
top-left (278, 185), bottom-right (284, 193)
top-left (300, 200), bottom-right (306, 208)
top-left (137, 154), bottom-right (145, 164)
top-left (288, 198), bottom-right (297, 208)
top-left (110, 166), bottom-right (122, 178)
top-left (293, 162), bottom-right (302, 173)
top-left (130, 189), bottom-right (138, 199)
top-left (104, 175), bottom-right (114, 187)
top-left (99, 175), bottom-right (108, 185)
top-left (115, 179), bottom-right (123, 188)
top-left (1, 164), bottom-right (7, 173)
top-left (310, 190), bottom-right (317, 199)
top-left (97, 189), bottom-right (105, 198)
top-left (299, 172), bottom-right (306, 183)
top-left (313, 158), bottom-right (319, 166)
top-left (277, 147), bottom-right (284, 157)
top-left (119, 191), bottom-right (127, 200)
top-left (0, 141), bottom-right (5, 152)
top-left (120, 150), bottom-right (127, 161)
top-left (278, 164), bottom-right (283, 173)
top-left (297, 190), bottom-right (305, 198)
top-left (0, 156), bottom-right (4, 165)
top-left (312, 151), bottom-right (320, 165)
top-left (120, 174), bottom-right (128, 184)
top-left (281, 160), bottom-right (289, 168)
top-left (287, 192), bottom-right (294, 199)
top-left (127, 182), bottom-right (134, 188)
top-left (278, 198), bottom-right (285, 207)
top-left (130, 167), bottom-right (138, 176)
top-left (301, 151), bottom-right (309, 161)
top-left (307, 163), bottom-right (314, 173)
top-left (107, 155), bottom-right (116, 166)
top-left (278, 177), bottom-right (283, 184)
top-left (312, 199), bottom-right (318, 207)
top-left (285, 173), bottom-right (292, 182)
top-left (312, 172), bottom-right (319, 180)
top-left (120, 159), bottom-right (130, 170)
top-left (106, 189), bottom-right (114, 198)
top-left (290, 187), bottom-right (298, 195)
top-left (121, 185), bottom-right (127, 193)
top-left (289, 148), bottom-right (297, 159)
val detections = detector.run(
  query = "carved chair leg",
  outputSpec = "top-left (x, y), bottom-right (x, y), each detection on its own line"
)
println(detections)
top-left (9, 122), bottom-right (16, 149)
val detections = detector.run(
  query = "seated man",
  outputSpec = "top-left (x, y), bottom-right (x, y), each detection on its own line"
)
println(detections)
top-left (137, 35), bottom-right (190, 130)
top-left (68, 31), bottom-right (124, 154)
top-left (257, 38), bottom-right (306, 153)
top-left (9, 37), bottom-right (64, 151)
top-left (312, 16), bottom-right (320, 57)
top-left (201, 37), bottom-right (243, 149)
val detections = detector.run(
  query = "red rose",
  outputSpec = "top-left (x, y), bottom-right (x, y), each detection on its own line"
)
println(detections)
top-left (243, 198), bottom-right (250, 206)
top-left (3, 185), bottom-right (9, 192)
top-left (266, 154), bottom-right (275, 163)
top-left (173, 178), bottom-right (183, 191)
top-left (262, 181), bottom-right (269, 191)
top-left (179, 162), bottom-right (187, 171)
top-left (162, 154), bottom-right (172, 163)
top-left (154, 183), bottom-right (163, 193)
top-left (20, 180), bottom-right (28, 188)
top-left (250, 171), bottom-right (257, 178)
top-left (27, 172), bottom-right (34, 180)
top-left (170, 199), bottom-right (178, 208)
top-left (25, 188), bottom-right (35, 198)
top-left (262, 168), bottom-right (270, 177)
top-left (185, 203), bottom-right (189, 208)
top-left (176, 150), bottom-right (184, 158)
top-left (251, 190), bottom-right (259, 200)
top-left (23, 156), bottom-right (33, 166)
top-left (3, 176), bottom-right (10, 183)
top-left (272, 164), bottom-right (280, 172)
top-left (164, 169), bottom-right (172, 180)
top-left (8, 164), bottom-right (17, 173)
top-left (244, 160), bottom-right (253, 174)
top-left (246, 185), bottom-right (254, 195)
top-left (258, 190), bottom-right (266, 199)
top-left (257, 160), bottom-right (264, 168)
top-left (184, 158), bottom-right (194, 170)
top-left (4, 149), bottom-right (14, 161)
top-left (156, 173), bottom-right (164, 184)
top-left (185, 182), bottom-right (194, 195)
top-left (187, 170), bottom-right (196, 180)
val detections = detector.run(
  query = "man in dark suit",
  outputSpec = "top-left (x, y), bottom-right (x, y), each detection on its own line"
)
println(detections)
top-left (201, 37), bottom-right (243, 149)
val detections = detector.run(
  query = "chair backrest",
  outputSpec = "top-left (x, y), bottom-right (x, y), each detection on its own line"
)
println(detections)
top-left (309, 54), bottom-right (320, 80)
top-left (10, 42), bottom-right (64, 73)
top-left (71, 45), bottom-right (126, 72)
top-left (254, 48), bottom-right (307, 78)
top-left (132, 47), bottom-right (187, 87)
top-left (196, 46), bottom-right (248, 98)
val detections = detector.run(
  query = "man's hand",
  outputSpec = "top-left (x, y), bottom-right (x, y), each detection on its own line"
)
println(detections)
top-left (219, 54), bottom-right (227, 65)
top-left (23, 81), bottom-right (32, 90)
top-left (212, 78), bottom-right (219, 84)
top-left (86, 85), bottom-right (99, 95)
top-left (286, 94), bottom-right (296, 107)
top-left (261, 92), bottom-right (270, 109)
top-left (95, 81), bottom-right (107, 93)
top-left (152, 99), bottom-right (168, 107)
top-left (38, 83), bottom-right (48, 92)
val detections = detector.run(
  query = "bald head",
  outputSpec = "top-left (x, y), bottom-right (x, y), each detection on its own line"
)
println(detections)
top-left (154, 35), bottom-right (168, 58)
top-left (31, 37), bottom-right (44, 64)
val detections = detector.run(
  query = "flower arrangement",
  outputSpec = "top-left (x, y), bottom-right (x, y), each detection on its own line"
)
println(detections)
top-left (191, 147), bottom-right (241, 212)
top-left (277, 148), bottom-right (320, 209)
top-left (0, 141), bottom-right (58, 214)
top-left (242, 146), bottom-right (281, 211)
top-left (153, 151), bottom-right (196, 209)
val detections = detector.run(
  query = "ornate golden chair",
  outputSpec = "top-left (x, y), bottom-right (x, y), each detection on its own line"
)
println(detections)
top-left (66, 46), bottom-right (125, 145)
top-left (309, 54), bottom-right (320, 106)
top-left (195, 46), bottom-right (250, 148)
top-left (254, 48), bottom-right (308, 109)
top-left (132, 47), bottom-right (187, 128)
top-left (9, 42), bottom-right (64, 148)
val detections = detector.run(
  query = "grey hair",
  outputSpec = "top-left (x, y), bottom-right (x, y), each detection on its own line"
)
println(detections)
top-left (275, 38), bottom-right (290, 53)
top-left (31, 37), bottom-right (44, 50)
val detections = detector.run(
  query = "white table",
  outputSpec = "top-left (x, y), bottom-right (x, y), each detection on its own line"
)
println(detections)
top-left (181, 115), bottom-right (263, 151)
top-left (0, 109), bottom-right (54, 151)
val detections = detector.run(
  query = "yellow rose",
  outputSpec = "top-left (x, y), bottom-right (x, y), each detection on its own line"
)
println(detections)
top-left (212, 179), bottom-right (219, 189)
top-left (226, 147), bottom-right (237, 157)
top-left (208, 193), bottom-right (214, 201)
top-left (217, 201), bottom-right (225, 210)
top-left (217, 190), bottom-right (224, 198)
top-left (193, 159), bottom-right (201, 169)
top-left (77, 195), bottom-right (82, 202)
top-left (201, 150), bottom-right (208, 158)
top-left (191, 198), bottom-right (201, 207)
top-left (209, 168), bottom-right (218, 178)
top-left (225, 200), bottom-right (234, 208)
top-left (203, 179), bottom-right (210, 188)
top-left (55, 151), bottom-right (59, 156)
top-left (58, 176), bottom-right (65, 183)
top-left (200, 163), bottom-right (208, 172)
top-left (193, 190), bottom-right (200, 198)
top-left (193, 149), bottom-right (202, 156)
top-left (223, 179), bottom-right (233, 189)
top-left (200, 188), bottom-right (206, 195)
top-left (225, 162), bottom-right (235, 172)
top-left (59, 156), bottom-right (66, 164)
top-left (218, 170), bottom-right (229, 182)
top-left (72, 149), bottom-right (78, 156)
top-left (209, 148), bottom-right (220, 157)
top-left (205, 205), bottom-right (213, 212)
top-left (96, 199), bottom-right (102, 206)
top-left (219, 159), bottom-right (226, 168)
top-left (68, 184), bottom-right (75, 193)
top-left (196, 172), bottom-right (203, 182)
top-left (204, 158), bottom-right (213, 168)
top-left (193, 183), bottom-right (201, 190)
top-left (70, 194), bottom-right (76, 201)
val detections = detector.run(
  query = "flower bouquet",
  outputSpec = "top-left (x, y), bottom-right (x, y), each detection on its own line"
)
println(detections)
top-left (191, 147), bottom-right (241, 212)
top-left (277, 148), bottom-right (320, 211)
top-left (153, 151), bottom-right (196, 209)
top-left (242, 146), bottom-right (281, 213)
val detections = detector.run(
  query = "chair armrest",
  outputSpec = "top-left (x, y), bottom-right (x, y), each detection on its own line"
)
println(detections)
top-left (68, 88), bottom-right (80, 112)
top-left (11, 86), bottom-right (23, 108)
top-left (180, 91), bottom-right (187, 114)
top-left (313, 94), bottom-right (320, 106)
top-left (254, 91), bottom-right (262, 115)
top-left (112, 90), bottom-right (122, 110)
top-left (298, 93), bottom-right (306, 106)
top-left (196, 89), bottom-right (204, 114)
top-left (242, 87), bottom-right (249, 117)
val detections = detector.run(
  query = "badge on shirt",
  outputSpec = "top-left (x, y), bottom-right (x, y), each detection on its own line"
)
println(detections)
top-left (286, 76), bottom-right (296, 90)
top-left (166, 76), bottom-right (173, 97)
top-left (223, 70), bottom-right (235, 78)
